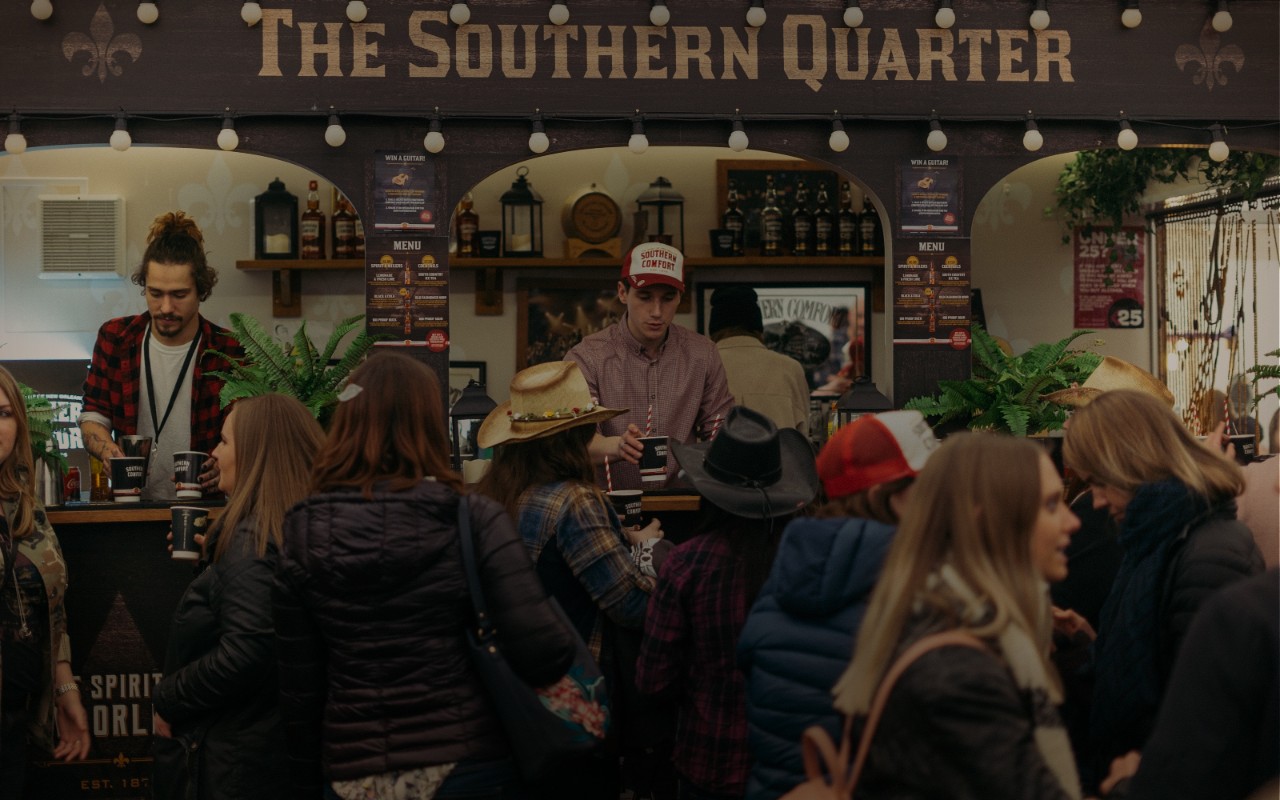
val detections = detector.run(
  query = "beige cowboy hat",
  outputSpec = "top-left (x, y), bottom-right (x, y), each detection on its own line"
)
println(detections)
top-left (1042, 356), bottom-right (1175, 408)
top-left (477, 361), bottom-right (627, 449)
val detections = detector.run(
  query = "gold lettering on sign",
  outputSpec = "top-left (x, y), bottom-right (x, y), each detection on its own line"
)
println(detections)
top-left (720, 27), bottom-right (758, 79)
top-left (673, 26), bottom-right (714, 80)
top-left (583, 25), bottom-right (627, 79)
top-left (784, 15), bottom-right (827, 91)
top-left (258, 9), bottom-right (294, 77)
top-left (1035, 30), bottom-right (1073, 82)
top-left (457, 25), bottom-right (493, 78)
top-left (917, 30), bottom-right (957, 81)
top-left (499, 24), bottom-right (538, 78)
top-left (833, 27), bottom-right (870, 80)
top-left (408, 11), bottom-right (450, 78)
top-left (299, 22), bottom-right (344, 77)
top-left (873, 29), bottom-right (912, 80)
top-left (351, 23), bottom-right (386, 77)
top-left (543, 25), bottom-right (579, 78)
top-left (635, 26), bottom-right (668, 79)
top-left (996, 29), bottom-right (1030, 81)
top-left (957, 29), bottom-right (991, 81)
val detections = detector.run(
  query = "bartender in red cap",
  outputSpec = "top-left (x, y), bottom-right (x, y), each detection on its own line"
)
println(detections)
top-left (566, 242), bottom-right (734, 489)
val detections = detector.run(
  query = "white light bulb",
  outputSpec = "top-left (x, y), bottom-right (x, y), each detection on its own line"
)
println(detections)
top-left (529, 130), bottom-right (550, 154)
top-left (137, 2), bottom-right (158, 24)
top-left (1029, 8), bottom-right (1050, 30)
top-left (926, 127), bottom-right (947, 152)
top-left (5, 133), bottom-right (28, 155)
top-left (325, 121), bottom-right (346, 148)
top-left (1121, 8), bottom-right (1141, 27)
top-left (110, 128), bottom-right (131, 152)
top-left (1208, 139), bottom-right (1230, 162)
top-left (1117, 122), bottom-right (1138, 150)
top-left (346, 1), bottom-right (367, 23)
top-left (449, 2), bottom-right (470, 25)
top-left (1211, 11), bottom-right (1232, 33)
top-left (1175, 337), bottom-right (1190, 353)
top-left (935, 7), bottom-right (955, 29)
top-left (241, 2), bottom-right (261, 25)
top-left (217, 126), bottom-right (238, 151)
top-left (30, 0), bottom-right (53, 20)
top-left (628, 133), bottom-right (649, 154)
top-left (843, 5), bottom-right (863, 27)
top-left (1166, 351), bottom-right (1180, 372)
top-left (728, 126), bottom-right (749, 152)
top-left (548, 2), bottom-right (569, 25)
top-left (745, 5), bottom-right (766, 27)
top-left (424, 130), bottom-right (445, 154)
top-left (649, 3), bottom-right (670, 26)
top-left (1023, 127), bottom-right (1043, 152)
top-left (829, 128), bottom-right (850, 153)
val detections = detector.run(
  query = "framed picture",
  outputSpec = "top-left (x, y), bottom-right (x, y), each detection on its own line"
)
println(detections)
top-left (517, 278), bottom-right (625, 370)
top-left (448, 360), bottom-right (487, 408)
top-left (715, 160), bottom-right (842, 254)
top-left (697, 281), bottom-right (871, 392)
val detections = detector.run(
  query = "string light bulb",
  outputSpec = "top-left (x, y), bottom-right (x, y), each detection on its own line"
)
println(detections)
top-left (137, 1), bottom-right (158, 24)
top-left (423, 112), bottom-right (445, 154)
top-left (346, 1), bottom-right (367, 23)
top-left (649, 0), bottom-right (670, 26)
top-left (240, 1), bottom-right (261, 25)
top-left (935, 1), bottom-right (955, 29)
top-left (1029, 0), bottom-right (1050, 30)
top-left (448, 0), bottom-right (470, 25)
top-left (1208, 124), bottom-right (1229, 162)
top-left (110, 114), bottom-right (131, 152)
top-left (5, 114), bottom-right (28, 155)
top-left (926, 114), bottom-right (947, 152)
top-left (728, 115), bottom-right (749, 152)
top-left (1211, 0), bottom-right (1232, 32)
top-left (1022, 114), bottom-right (1043, 152)
top-left (843, 0), bottom-right (863, 27)
top-left (1121, 0), bottom-right (1141, 28)
top-left (629, 114), bottom-right (649, 154)
top-left (217, 113), bottom-right (238, 151)
top-left (324, 113), bottom-right (346, 147)
top-left (745, 0), bottom-right (766, 27)
top-left (828, 115), bottom-right (849, 153)
top-left (1116, 117), bottom-right (1138, 150)
top-left (548, 2), bottom-right (570, 25)
top-left (528, 114), bottom-right (550, 154)
top-left (30, 0), bottom-right (53, 20)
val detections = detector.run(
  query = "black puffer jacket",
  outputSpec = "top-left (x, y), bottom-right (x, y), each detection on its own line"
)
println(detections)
top-left (274, 481), bottom-right (576, 799)
top-left (152, 518), bottom-right (286, 800)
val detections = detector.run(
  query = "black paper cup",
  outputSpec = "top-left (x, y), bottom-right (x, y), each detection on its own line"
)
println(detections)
top-left (173, 451), bottom-right (208, 499)
top-left (1228, 433), bottom-right (1257, 465)
top-left (170, 506), bottom-right (209, 561)
top-left (119, 435), bottom-right (153, 482)
top-left (110, 457), bottom-right (147, 503)
top-left (638, 436), bottom-right (669, 486)
top-left (607, 489), bottom-right (644, 528)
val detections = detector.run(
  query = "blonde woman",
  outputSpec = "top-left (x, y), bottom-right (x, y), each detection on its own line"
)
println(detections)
top-left (831, 433), bottom-right (1083, 800)
top-left (0, 365), bottom-right (90, 796)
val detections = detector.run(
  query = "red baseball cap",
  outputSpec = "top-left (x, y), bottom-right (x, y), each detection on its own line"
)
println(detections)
top-left (622, 242), bottom-right (685, 292)
top-left (817, 410), bottom-right (939, 499)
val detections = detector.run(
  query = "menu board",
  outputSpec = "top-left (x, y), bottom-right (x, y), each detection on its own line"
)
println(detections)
top-left (898, 157), bottom-right (963, 236)
top-left (364, 240), bottom-right (450, 352)
top-left (372, 151), bottom-right (439, 232)
top-left (893, 238), bottom-right (972, 350)
top-left (1073, 226), bottom-right (1146, 328)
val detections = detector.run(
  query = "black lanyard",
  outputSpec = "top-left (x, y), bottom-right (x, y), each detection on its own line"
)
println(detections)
top-left (144, 326), bottom-right (200, 439)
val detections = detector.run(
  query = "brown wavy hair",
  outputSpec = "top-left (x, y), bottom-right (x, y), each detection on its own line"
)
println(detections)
top-left (476, 424), bottom-right (597, 519)
top-left (131, 211), bottom-right (219, 301)
top-left (0, 365), bottom-right (38, 539)
top-left (311, 351), bottom-right (463, 496)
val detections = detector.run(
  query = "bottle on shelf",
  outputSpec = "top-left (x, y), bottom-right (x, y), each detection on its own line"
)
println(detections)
top-left (859, 196), bottom-right (883, 256)
top-left (813, 182), bottom-right (834, 256)
top-left (760, 174), bottom-right (784, 257)
top-left (300, 180), bottom-right (326, 259)
top-left (354, 215), bottom-right (365, 259)
top-left (722, 179), bottom-right (745, 256)
top-left (332, 194), bottom-right (357, 259)
top-left (456, 192), bottom-right (479, 257)
top-left (837, 181), bottom-right (859, 256)
top-left (791, 178), bottom-right (812, 257)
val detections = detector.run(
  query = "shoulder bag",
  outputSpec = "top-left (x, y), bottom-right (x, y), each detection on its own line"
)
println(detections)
top-left (780, 630), bottom-right (989, 800)
top-left (456, 496), bottom-right (611, 784)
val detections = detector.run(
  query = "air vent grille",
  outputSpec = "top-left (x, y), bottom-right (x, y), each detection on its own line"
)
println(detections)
top-left (40, 195), bottom-right (126, 278)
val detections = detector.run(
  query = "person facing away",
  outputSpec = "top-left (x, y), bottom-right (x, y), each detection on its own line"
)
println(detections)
top-left (79, 211), bottom-right (243, 501)
top-left (565, 241), bottom-right (734, 490)
top-left (1062, 389), bottom-right (1263, 791)
top-left (736, 409), bottom-right (940, 800)
top-left (0, 364), bottom-right (91, 798)
top-left (707, 285), bottom-right (809, 437)
top-left (151, 393), bottom-right (323, 800)
top-left (274, 351), bottom-right (578, 800)
top-left (831, 432), bottom-right (1084, 800)
top-left (635, 406), bottom-right (820, 800)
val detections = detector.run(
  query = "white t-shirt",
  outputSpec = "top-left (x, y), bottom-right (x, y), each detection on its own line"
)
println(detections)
top-left (137, 333), bottom-right (197, 501)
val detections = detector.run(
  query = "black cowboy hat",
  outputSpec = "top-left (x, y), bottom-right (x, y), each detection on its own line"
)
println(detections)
top-left (671, 406), bottom-right (819, 519)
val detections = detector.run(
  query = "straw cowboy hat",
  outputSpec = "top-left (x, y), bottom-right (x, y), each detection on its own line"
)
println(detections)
top-left (477, 361), bottom-right (626, 449)
top-left (1042, 356), bottom-right (1175, 408)
top-left (672, 406), bottom-right (819, 519)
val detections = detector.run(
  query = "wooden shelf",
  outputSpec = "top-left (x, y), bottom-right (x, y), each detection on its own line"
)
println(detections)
top-left (449, 255), bottom-right (883, 270)
top-left (236, 259), bottom-right (364, 271)
top-left (235, 259), bottom-right (365, 317)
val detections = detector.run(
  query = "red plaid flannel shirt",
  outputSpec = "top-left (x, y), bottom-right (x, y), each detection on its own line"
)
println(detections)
top-left (81, 313), bottom-right (243, 457)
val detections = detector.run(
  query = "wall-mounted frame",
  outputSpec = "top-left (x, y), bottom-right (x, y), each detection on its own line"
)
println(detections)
top-left (697, 281), bottom-right (871, 392)
top-left (715, 160), bottom-right (842, 254)
top-left (448, 360), bottom-right (487, 407)
top-left (516, 278), bottom-right (625, 370)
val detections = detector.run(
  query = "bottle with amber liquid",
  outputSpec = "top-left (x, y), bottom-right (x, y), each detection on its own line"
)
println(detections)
top-left (837, 182), bottom-right (859, 256)
top-left (456, 192), bottom-right (479, 257)
top-left (760, 175), bottom-right (784, 257)
top-left (791, 178), bottom-right (813, 257)
top-left (354, 215), bottom-right (366, 259)
top-left (300, 180), bottom-right (326, 259)
top-left (859, 197), bottom-right (883, 256)
top-left (332, 195), bottom-right (357, 259)
top-left (813, 183), bottom-right (834, 256)
top-left (722, 180), bottom-right (745, 256)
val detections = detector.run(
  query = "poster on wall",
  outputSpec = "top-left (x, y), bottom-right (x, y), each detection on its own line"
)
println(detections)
top-left (372, 151), bottom-right (439, 232)
top-left (1073, 226), bottom-right (1146, 328)
top-left (365, 240), bottom-right (449, 352)
top-left (893, 238), bottom-right (972, 349)
top-left (897, 157), bottom-right (962, 236)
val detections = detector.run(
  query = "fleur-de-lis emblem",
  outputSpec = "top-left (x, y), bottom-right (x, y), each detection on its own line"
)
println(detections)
top-left (1175, 20), bottom-right (1244, 91)
top-left (62, 3), bottom-right (142, 84)
top-left (112, 752), bottom-right (131, 768)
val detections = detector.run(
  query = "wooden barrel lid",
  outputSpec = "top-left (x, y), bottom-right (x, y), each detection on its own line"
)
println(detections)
top-left (561, 185), bottom-right (621, 244)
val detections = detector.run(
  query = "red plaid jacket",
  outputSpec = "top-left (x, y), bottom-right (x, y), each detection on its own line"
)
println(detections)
top-left (81, 313), bottom-right (243, 456)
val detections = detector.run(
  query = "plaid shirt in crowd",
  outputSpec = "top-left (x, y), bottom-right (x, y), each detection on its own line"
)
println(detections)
top-left (636, 530), bottom-right (752, 795)
top-left (566, 313), bottom-right (734, 490)
top-left (81, 313), bottom-right (242, 457)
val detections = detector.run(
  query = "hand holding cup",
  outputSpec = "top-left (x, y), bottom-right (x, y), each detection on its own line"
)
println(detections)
top-left (624, 518), bottom-right (663, 547)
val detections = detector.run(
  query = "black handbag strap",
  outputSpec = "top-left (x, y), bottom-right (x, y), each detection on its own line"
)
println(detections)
top-left (456, 496), bottom-right (496, 640)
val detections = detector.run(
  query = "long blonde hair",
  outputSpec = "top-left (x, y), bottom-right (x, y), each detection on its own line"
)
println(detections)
top-left (214, 394), bottom-right (324, 561)
top-left (0, 365), bottom-right (38, 539)
top-left (1063, 389), bottom-right (1243, 502)
top-left (833, 433), bottom-right (1057, 715)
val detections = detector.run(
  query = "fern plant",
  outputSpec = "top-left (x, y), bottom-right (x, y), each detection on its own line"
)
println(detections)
top-left (18, 382), bottom-right (68, 474)
top-left (904, 325), bottom-right (1102, 437)
top-left (1247, 348), bottom-right (1280, 408)
top-left (206, 313), bottom-right (385, 427)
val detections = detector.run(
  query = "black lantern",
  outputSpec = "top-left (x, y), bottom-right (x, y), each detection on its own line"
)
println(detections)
top-left (835, 376), bottom-right (893, 430)
top-left (636, 176), bottom-right (685, 252)
top-left (253, 177), bottom-right (298, 259)
top-left (500, 166), bottom-right (544, 257)
top-left (449, 379), bottom-right (497, 473)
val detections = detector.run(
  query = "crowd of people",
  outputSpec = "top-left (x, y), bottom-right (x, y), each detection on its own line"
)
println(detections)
top-left (0, 232), bottom-right (1275, 800)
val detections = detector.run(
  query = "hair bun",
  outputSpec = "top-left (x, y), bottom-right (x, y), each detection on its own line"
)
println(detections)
top-left (148, 211), bottom-right (204, 248)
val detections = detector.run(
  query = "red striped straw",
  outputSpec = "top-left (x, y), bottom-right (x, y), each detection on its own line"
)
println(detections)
top-left (604, 455), bottom-right (613, 493)
top-left (709, 415), bottom-right (723, 440)
top-left (645, 404), bottom-right (653, 437)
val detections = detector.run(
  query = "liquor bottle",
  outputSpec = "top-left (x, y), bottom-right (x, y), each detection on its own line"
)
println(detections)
top-left (722, 179), bottom-right (745, 256)
top-left (859, 197), bottom-right (883, 256)
top-left (837, 182), bottom-right (858, 256)
top-left (928, 262), bottom-right (937, 285)
top-left (354, 216), bottom-right (366, 259)
top-left (760, 175), bottom-right (783, 257)
top-left (300, 180), bottom-right (326, 259)
top-left (456, 192), bottom-right (479, 257)
top-left (791, 178), bottom-right (812, 257)
top-left (813, 183), bottom-right (834, 256)
top-left (332, 195), bottom-right (357, 259)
